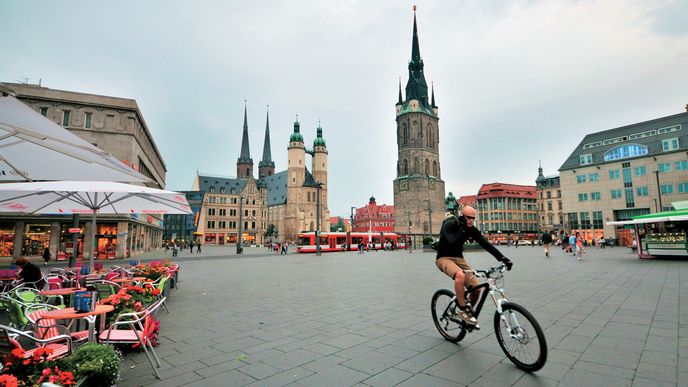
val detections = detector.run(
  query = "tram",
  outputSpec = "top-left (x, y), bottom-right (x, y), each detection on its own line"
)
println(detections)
top-left (296, 231), bottom-right (405, 253)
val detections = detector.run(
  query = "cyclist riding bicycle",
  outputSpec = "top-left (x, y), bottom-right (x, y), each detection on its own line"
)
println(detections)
top-left (435, 193), bottom-right (513, 328)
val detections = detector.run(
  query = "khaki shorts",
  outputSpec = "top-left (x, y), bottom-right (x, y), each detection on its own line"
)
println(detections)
top-left (435, 257), bottom-right (480, 289)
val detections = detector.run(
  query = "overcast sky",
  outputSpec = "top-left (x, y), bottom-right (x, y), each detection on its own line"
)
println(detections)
top-left (2, 0), bottom-right (687, 216)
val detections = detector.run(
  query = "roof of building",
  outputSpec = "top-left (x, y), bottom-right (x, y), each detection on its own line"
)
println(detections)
top-left (559, 111), bottom-right (688, 171)
top-left (477, 183), bottom-right (536, 200)
top-left (263, 171), bottom-right (288, 206)
top-left (457, 195), bottom-right (477, 205)
top-left (198, 175), bottom-right (247, 194)
top-left (237, 103), bottom-right (252, 164)
top-left (259, 109), bottom-right (274, 168)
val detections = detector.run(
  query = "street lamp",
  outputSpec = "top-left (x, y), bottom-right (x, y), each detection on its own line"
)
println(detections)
top-left (654, 170), bottom-right (663, 212)
top-left (236, 197), bottom-right (243, 255)
top-left (315, 182), bottom-right (323, 256)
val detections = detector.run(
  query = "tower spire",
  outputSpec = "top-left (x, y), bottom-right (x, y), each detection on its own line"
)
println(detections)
top-left (397, 77), bottom-right (403, 105)
top-left (536, 160), bottom-right (545, 184)
top-left (259, 105), bottom-right (275, 179)
top-left (237, 100), bottom-right (253, 178)
top-left (405, 6), bottom-right (429, 106)
top-left (431, 81), bottom-right (436, 107)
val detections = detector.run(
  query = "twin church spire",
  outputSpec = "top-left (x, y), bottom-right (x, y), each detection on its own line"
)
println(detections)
top-left (236, 104), bottom-right (325, 179)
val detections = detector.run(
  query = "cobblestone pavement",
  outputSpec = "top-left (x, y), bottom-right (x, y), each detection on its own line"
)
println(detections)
top-left (118, 245), bottom-right (687, 386)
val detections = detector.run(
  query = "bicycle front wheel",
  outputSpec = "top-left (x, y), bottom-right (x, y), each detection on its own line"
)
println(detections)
top-left (493, 302), bottom-right (547, 372)
top-left (431, 289), bottom-right (467, 343)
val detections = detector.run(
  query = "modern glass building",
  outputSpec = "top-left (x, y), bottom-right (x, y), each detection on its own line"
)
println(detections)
top-left (559, 108), bottom-right (688, 245)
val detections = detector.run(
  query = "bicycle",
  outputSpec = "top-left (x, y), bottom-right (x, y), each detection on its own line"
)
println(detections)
top-left (431, 263), bottom-right (548, 372)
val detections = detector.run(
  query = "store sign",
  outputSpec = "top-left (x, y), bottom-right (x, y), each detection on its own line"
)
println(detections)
top-left (68, 228), bottom-right (82, 233)
top-left (147, 215), bottom-right (153, 223)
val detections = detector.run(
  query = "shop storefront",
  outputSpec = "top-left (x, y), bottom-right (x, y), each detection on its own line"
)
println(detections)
top-left (22, 223), bottom-right (51, 256)
top-left (204, 233), bottom-right (216, 244)
top-left (0, 222), bottom-right (15, 257)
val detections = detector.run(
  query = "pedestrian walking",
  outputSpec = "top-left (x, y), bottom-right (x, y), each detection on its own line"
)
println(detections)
top-left (541, 231), bottom-right (552, 257)
top-left (42, 245), bottom-right (52, 266)
top-left (575, 232), bottom-right (584, 260)
top-left (197, 241), bottom-right (202, 253)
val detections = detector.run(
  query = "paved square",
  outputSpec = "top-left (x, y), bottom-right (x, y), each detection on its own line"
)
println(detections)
top-left (119, 245), bottom-right (686, 386)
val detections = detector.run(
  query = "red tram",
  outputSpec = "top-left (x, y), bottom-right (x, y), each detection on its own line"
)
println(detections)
top-left (296, 231), bottom-right (405, 253)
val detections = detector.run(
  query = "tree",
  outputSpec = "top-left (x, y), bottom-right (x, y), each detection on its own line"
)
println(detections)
top-left (331, 217), bottom-right (345, 231)
top-left (264, 224), bottom-right (277, 238)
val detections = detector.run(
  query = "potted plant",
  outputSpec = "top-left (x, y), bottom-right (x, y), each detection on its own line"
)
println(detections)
top-left (59, 343), bottom-right (121, 387)
top-left (99, 284), bottom-right (160, 326)
top-left (1, 347), bottom-right (76, 386)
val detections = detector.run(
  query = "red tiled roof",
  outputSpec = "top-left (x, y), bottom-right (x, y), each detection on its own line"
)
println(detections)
top-left (477, 183), bottom-right (536, 199)
top-left (457, 195), bottom-right (477, 205)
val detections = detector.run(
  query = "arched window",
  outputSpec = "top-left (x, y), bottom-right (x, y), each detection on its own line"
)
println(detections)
top-left (426, 124), bottom-right (433, 147)
top-left (403, 159), bottom-right (408, 175)
top-left (402, 124), bottom-right (408, 145)
top-left (307, 192), bottom-right (311, 202)
top-left (419, 123), bottom-right (423, 139)
top-left (414, 157), bottom-right (419, 174)
top-left (424, 159), bottom-right (429, 176)
top-left (246, 168), bottom-right (250, 176)
top-left (603, 144), bottom-right (648, 161)
top-left (433, 161), bottom-right (438, 177)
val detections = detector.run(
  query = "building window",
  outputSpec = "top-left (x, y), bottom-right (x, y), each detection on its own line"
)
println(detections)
top-left (547, 202), bottom-right (552, 211)
top-left (39, 107), bottom-right (48, 116)
top-left (636, 186), bottom-right (649, 197)
top-left (219, 209), bottom-right (226, 216)
top-left (244, 221), bottom-right (248, 230)
top-left (678, 182), bottom-right (688, 193)
top-left (659, 163), bottom-right (671, 173)
top-left (84, 112), bottom-right (93, 129)
top-left (252, 210), bottom-right (256, 216)
top-left (230, 209), bottom-right (237, 216)
top-left (592, 211), bottom-right (603, 229)
top-left (251, 222), bottom-right (255, 229)
top-left (232, 198), bottom-right (237, 204)
top-left (209, 186), bottom-right (215, 193)
top-left (588, 173), bottom-right (599, 182)
top-left (220, 197), bottom-right (227, 204)
top-left (62, 110), bottom-right (71, 127)
top-left (207, 208), bottom-right (215, 216)
top-left (403, 159), bottom-right (408, 175)
top-left (611, 189), bottom-right (622, 199)
top-left (662, 138), bottom-right (679, 152)
top-left (660, 184), bottom-right (674, 194)
top-left (433, 161), bottom-right (438, 176)
top-left (675, 160), bottom-right (688, 171)
top-left (590, 192), bottom-right (601, 201)
top-left (578, 193), bottom-right (588, 202)
top-left (624, 188), bottom-right (635, 208)
top-left (609, 170), bottom-right (620, 180)
top-left (634, 166), bottom-right (646, 177)
top-left (208, 196), bottom-right (216, 204)
top-left (576, 175), bottom-right (586, 184)
top-left (603, 144), bottom-right (648, 161)
top-left (558, 201), bottom-right (562, 210)
top-left (546, 191), bottom-right (551, 199)
top-left (579, 154), bottom-right (592, 165)
top-left (568, 213), bottom-right (579, 229)
top-left (580, 212), bottom-right (590, 229)
top-left (207, 221), bottom-right (215, 228)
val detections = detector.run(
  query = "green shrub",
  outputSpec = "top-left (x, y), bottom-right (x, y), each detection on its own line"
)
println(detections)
top-left (422, 237), bottom-right (435, 246)
top-left (60, 343), bottom-right (121, 387)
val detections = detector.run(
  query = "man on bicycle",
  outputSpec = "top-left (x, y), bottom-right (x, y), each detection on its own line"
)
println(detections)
top-left (435, 194), bottom-right (513, 327)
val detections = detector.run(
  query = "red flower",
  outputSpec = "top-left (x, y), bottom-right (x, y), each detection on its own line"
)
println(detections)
top-left (0, 374), bottom-right (19, 387)
top-left (151, 288), bottom-right (161, 296)
top-left (10, 348), bottom-right (24, 358)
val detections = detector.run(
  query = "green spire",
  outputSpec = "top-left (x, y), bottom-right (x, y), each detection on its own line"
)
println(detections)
top-left (289, 115), bottom-right (303, 142)
top-left (313, 120), bottom-right (326, 147)
top-left (405, 7), bottom-right (429, 107)
top-left (237, 100), bottom-right (252, 164)
top-left (259, 106), bottom-right (274, 168)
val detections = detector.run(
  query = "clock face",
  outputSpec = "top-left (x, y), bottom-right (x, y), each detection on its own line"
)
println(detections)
top-left (429, 179), bottom-right (435, 189)
top-left (399, 179), bottom-right (408, 191)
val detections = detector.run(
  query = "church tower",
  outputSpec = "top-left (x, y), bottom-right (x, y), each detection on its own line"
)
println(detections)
top-left (312, 123), bottom-right (330, 231)
top-left (236, 102), bottom-right (254, 178)
top-left (393, 7), bottom-right (446, 240)
top-left (258, 106), bottom-right (275, 179)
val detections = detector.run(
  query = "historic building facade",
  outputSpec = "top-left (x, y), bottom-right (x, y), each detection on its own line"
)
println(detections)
top-left (535, 163), bottom-right (562, 234)
top-left (194, 106), bottom-right (330, 245)
top-left (0, 82), bottom-right (166, 260)
top-left (393, 10), bottom-right (446, 245)
top-left (475, 183), bottom-right (538, 235)
top-left (559, 106), bottom-right (688, 245)
top-left (353, 197), bottom-right (394, 233)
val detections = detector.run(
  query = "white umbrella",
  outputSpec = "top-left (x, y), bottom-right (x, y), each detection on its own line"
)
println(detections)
top-left (0, 181), bottom-right (191, 270)
top-left (0, 94), bottom-right (150, 183)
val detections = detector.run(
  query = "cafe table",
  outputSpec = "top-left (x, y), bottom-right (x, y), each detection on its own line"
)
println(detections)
top-left (42, 304), bottom-right (115, 342)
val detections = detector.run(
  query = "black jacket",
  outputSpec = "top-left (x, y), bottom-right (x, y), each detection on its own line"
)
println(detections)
top-left (542, 232), bottom-right (553, 244)
top-left (18, 262), bottom-right (44, 289)
top-left (436, 215), bottom-right (505, 261)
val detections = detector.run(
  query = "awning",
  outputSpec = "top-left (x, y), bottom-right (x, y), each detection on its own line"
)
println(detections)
top-left (606, 209), bottom-right (688, 226)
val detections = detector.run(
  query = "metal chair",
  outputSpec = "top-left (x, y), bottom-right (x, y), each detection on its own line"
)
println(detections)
top-left (25, 304), bottom-right (89, 345)
top-left (99, 298), bottom-right (166, 379)
top-left (0, 323), bottom-right (73, 363)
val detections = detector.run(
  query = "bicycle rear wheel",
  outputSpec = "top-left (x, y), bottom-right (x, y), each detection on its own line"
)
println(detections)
top-left (431, 289), bottom-right (467, 343)
top-left (493, 302), bottom-right (547, 372)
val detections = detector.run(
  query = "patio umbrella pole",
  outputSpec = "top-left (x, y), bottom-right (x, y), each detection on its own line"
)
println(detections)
top-left (89, 193), bottom-right (97, 273)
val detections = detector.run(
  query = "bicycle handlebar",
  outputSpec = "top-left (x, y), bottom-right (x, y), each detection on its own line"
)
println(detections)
top-left (466, 263), bottom-right (507, 278)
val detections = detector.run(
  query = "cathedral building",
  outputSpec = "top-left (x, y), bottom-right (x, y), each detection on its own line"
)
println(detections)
top-left (393, 9), bottom-right (446, 245)
top-left (192, 105), bottom-right (330, 245)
